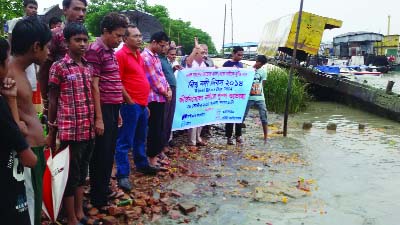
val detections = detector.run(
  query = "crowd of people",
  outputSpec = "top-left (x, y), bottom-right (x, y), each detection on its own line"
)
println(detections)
top-left (0, 0), bottom-right (269, 224)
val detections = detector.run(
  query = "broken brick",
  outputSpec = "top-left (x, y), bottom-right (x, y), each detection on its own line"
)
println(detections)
top-left (177, 203), bottom-right (196, 215)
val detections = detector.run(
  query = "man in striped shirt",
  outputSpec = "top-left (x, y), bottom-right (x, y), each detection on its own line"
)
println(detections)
top-left (85, 12), bottom-right (127, 210)
top-left (141, 31), bottom-right (172, 167)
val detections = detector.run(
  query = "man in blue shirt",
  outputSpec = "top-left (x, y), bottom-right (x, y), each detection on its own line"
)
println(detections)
top-left (222, 46), bottom-right (244, 145)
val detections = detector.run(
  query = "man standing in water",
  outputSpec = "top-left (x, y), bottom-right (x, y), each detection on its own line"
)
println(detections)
top-left (243, 55), bottom-right (269, 143)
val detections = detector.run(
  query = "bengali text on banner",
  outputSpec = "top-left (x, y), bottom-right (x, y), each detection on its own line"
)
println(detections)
top-left (172, 68), bottom-right (255, 130)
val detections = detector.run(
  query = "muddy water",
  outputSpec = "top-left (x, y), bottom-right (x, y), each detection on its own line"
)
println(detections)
top-left (157, 101), bottom-right (400, 225)
top-left (356, 71), bottom-right (400, 94)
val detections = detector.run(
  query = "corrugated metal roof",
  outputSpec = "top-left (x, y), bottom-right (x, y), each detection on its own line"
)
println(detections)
top-left (333, 32), bottom-right (383, 44)
top-left (334, 31), bottom-right (383, 38)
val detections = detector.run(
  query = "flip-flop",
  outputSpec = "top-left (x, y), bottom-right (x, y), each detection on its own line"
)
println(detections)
top-left (157, 159), bottom-right (170, 166)
top-left (154, 165), bottom-right (169, 172)
top-left (158, 152), bottom-right (169, 160)
top-left (107, 191), bottom-right (117, 198)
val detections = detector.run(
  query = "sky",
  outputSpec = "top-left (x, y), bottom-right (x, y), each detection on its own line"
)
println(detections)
top-left (39, 0), bottom-right (400, 49)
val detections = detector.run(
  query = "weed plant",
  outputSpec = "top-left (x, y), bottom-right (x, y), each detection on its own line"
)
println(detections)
top-left (264, 68), bottom-right (308, 113)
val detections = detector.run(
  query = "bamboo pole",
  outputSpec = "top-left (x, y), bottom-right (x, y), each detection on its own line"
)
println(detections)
top-left (283, 0), bottom-right (304, 137)
top-left (222, 3), bottom-right (226, 56)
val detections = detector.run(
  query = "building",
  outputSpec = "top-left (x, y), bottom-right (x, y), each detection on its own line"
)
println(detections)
top-left (333, 32), bottom-right (383, 57)
top-left (374, 35), bottom-right (400, 57)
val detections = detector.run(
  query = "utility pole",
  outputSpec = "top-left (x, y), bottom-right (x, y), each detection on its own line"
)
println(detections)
top-left (283, 0), bottom-right (304, 137)
top-left (230, 0), bottom-right (234, 46)
top-left (222, 3), bottom-right (226, 56)
top-left (387, 15), bottom-right (391, 35)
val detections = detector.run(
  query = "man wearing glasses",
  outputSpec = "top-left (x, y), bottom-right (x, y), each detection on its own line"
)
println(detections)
top-left (141, 31), bottom-right (172, 168)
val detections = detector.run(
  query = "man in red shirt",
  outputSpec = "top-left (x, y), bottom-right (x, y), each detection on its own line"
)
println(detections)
top-left (114, 25), bottom-right (160, 191)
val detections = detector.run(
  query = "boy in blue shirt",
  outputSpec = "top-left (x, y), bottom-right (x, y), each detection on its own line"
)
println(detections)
top-left (243, 55), bottom-right (269, 142)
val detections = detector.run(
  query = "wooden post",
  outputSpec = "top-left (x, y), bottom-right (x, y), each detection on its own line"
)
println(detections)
top-left (283, 0), bottom-right (304, 137)
top-left (386, 80), bottom-right (395, 94)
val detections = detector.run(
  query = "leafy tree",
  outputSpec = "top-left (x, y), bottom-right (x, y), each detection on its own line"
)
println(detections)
top-left (85, 0), bottom-right (217, 54)
top-left (145, 5), bottom-right (217, 54)
top-left (85, 0), bottom-right (137, 37)
top-left (0, 0), bottom-right (23, 36)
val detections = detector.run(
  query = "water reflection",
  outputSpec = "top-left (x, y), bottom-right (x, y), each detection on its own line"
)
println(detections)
top-left (160, 101), bottom-right (400, 225)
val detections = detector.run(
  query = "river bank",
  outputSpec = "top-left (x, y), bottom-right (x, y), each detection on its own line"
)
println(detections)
top-left (156, 101), bottom-right (400, 225)
top-left (41, 100), bottom-right (400, 225)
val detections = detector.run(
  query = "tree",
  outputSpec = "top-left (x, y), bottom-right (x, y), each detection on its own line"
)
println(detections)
top-left (85, 0), bottom-right (137, 37)
top-left (0, 0), bottom-right (23, 36)
top-left (85, 1), bottom-right (217, 54)
top-left (145, 5), bottom-right (217, 54)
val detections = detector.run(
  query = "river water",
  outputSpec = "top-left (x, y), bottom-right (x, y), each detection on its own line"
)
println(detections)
top-left (158, 101), bottom-right (400, 225)
top-left (155, 59), bottom-right (400, 224)
top-left (354, 71), bottom-right (400, 94)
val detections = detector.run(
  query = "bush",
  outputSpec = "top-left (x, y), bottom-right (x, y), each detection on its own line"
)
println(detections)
top-left (264, 68), bottom-right (308, 113)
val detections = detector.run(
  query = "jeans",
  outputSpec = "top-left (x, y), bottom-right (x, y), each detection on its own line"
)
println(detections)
top-left (90, 104), bottom-right (120, 207)
top-left (115, 104), bottom-right (149, 178)
top-left (244, 100), bottom-right (268, 125)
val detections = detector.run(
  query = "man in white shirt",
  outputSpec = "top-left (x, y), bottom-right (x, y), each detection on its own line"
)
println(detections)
top-left (185, 37), bottom-right (208, 147)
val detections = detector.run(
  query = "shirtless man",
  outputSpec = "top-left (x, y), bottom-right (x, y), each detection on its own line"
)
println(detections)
top-left (7, 18), bottom-right (52, 225)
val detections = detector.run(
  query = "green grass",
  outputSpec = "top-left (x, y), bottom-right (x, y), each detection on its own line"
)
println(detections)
top-left (264, 68), bottom-right (308, 113)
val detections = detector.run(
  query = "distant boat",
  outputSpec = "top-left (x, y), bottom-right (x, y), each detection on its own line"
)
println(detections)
top-left (314, 65), bottom-right (382, 77)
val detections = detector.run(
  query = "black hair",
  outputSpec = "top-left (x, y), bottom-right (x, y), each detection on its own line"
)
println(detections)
top-left (0, 38), bottom-right (10, 67)
top-left (11, 17), bottom-right (52, 56)
top-left (232, 46), bottom-right (244, 54)
top-left (23, 0), bottom-right (38, 7)
top-left (256, 55), bottom-right (267, 64)
top-left (100, 12), bottom-right (129, 34)
top-left (125, 24), bottom-right (138, 37)
top-left (168, 47), bottom-right (176, 52)
top-left (62, 0), bottom-right (87, 8)
top-left (150, 31), bottom-right (169, 43)
top-left (63, 22), bottom-right (88, 41)
top-left (49, 17), bottom-right (62, 27)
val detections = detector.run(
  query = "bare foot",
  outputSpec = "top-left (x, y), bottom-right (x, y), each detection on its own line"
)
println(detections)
top-left (75, 211), bottom-right (85, 221)
top-left (67, 218), bottom-right (79, 225)
top-left (162, 146), bottom-right (170, 153)
top-left (148, 157), bottom-right (159, 167)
